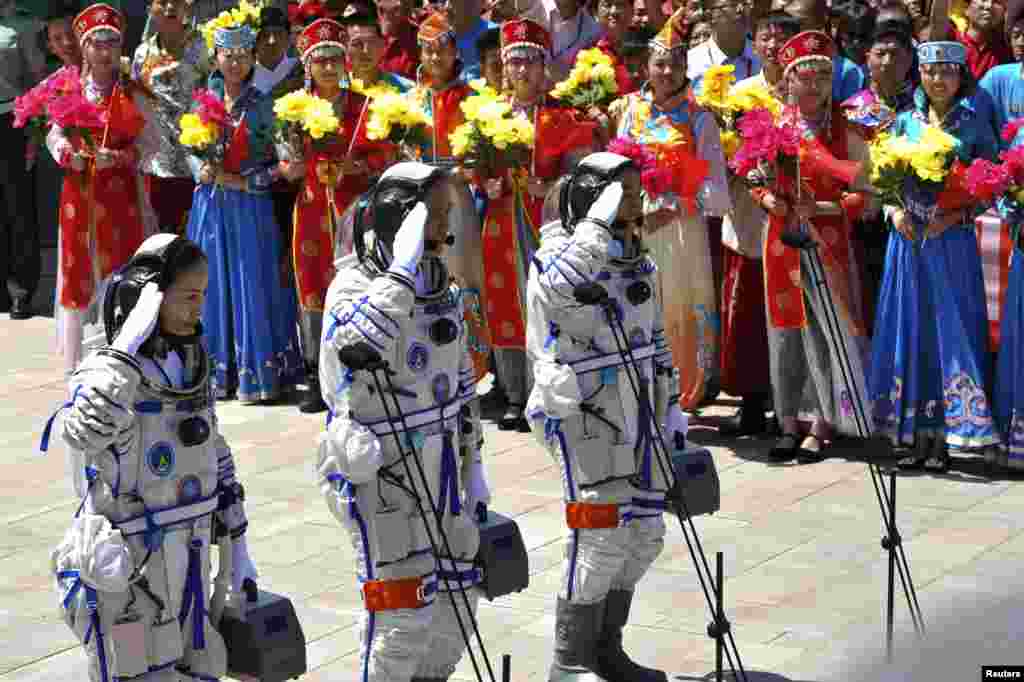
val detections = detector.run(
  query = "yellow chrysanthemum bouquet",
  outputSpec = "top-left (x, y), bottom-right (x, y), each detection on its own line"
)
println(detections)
top-left (349, 77), bottom-right (400, 101)
top-left (696, 64), bottom-right (783, 161)
top-left (550, 48), bottom-right (619, 111)
top-left (449, 80), bottom-right (535, 179)
top-left (869, 125), bottom-right (970, 242)
top-left (200, 0), bottom-right (263, 51)
top-left (273, 90), bottom-right (342, 185)
top-left (365, 91), bottom-right (431, 156)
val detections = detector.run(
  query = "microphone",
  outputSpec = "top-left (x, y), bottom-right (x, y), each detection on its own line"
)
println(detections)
top-left (338, 342), bottom-right (385, 371)
top-left (573, 281), bottom-right (609, 306)
top-left (780, 230), bottom-right (816, 251)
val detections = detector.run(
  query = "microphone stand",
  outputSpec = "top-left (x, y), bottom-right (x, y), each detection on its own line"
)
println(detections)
top-left (785, 153), bottom-right (925, 660)
top-left (572, 281), bottom-right (748, 682)
top-left (338, 343), bottom-right (498, 682)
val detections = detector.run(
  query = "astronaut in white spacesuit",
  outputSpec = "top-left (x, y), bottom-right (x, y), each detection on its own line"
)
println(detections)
top-left (316, 162), bottom-right (492, 682)
top-left (526, 153), bottom-right (689, 682)
top-left (46, 234), bottom-right (259, 682)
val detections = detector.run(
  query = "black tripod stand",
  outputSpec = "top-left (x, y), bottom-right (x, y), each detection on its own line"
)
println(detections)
top-left (779, 222), bottom-right (925, 659)
top-left (338, 343), bottom-right (501, 682)
top-left (574, 282), bottom-right (749, 682)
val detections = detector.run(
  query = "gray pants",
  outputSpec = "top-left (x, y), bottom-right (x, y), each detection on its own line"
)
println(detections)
top-left (0, 113), bottom-right (40, 306)
top-left (493, 347), bottom-right (531, 407)
top-left (767, 251), bottom-right (868, 437)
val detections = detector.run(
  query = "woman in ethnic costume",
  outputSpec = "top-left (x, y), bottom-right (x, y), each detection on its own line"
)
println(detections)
top-left (994, 129), bottom-right (1024, 470)
top-left (185, 7), bottom-right (302, 403)
top-left (751, 31), bottom-right (873, 462)
top-left (869, 41), bottom-right (1000, 472)
top-left (49, 3), bottom-right (156, 378)
top-left (279, 17), bottom-right (393, 413)
top-left (483, 17), bottom-right (596, 430)
top-left (402, 11), bottom-right (493, 395)
top-left (608, 16), bottom-right (731, 410)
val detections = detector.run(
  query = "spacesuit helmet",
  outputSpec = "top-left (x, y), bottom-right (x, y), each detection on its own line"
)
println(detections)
top-left (103, 234), bottom-right (207, 353)
top-left (560, 152), bottom-right (643, 258)
top-left (353, 161), bottom-right (453, 297)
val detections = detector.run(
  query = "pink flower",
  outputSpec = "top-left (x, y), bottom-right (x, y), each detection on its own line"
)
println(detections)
top-left (13, 88), bottom-right (47, 128)
top-left (607, 136), bottom-right (671, 198)
top-left (1000, 146), bottom-right (1024, 184)
top-left (965, 158), bottom-right (1011, 202)
top-left (48, 89), bottom-right (107, 130)
top-left (193, 89), bottom-right (228, 126)
top-left (1002, 117), bottom-right (1024, 144)
top-left (730, 107), bottom-right (797, 176)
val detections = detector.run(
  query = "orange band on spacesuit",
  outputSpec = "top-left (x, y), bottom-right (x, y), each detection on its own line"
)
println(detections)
top-left (362, 577), bottom-right (430, 611)
top-left (565, 502), bottom-right (619, 529)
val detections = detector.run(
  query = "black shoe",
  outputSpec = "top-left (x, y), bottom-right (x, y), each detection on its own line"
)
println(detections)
top-left (593, 590), bottom-right (667, 682)
top-left (9, 297), bottom-right (32, 320)
top-left (499, 403), bottom-right (528, 431)
top-left (796, 434), bottom-right (826, 463)
top-left (719, 406), bottom-right (767, 437)
top-left (768, 433), bottom-right (800, 461)
top-left (299, 374), bottom-right (327, 413)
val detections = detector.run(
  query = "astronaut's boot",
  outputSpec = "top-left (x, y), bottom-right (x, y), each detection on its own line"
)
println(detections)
top-left (593, 590), bottom-right (667, 682)
top-left (548, 598), bottom-right (607, 682)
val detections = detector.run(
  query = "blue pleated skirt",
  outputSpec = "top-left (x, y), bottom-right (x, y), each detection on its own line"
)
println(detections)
top-left (868, 226), bottom-right (997, 448)
top-left (994, 248), bottom-right (1024, 465)
top-left (187, 185), bottom-right (302, 401)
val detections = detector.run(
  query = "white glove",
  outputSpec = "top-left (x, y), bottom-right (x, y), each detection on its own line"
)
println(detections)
top-left (463, 458), bottom-right (491, 515)
top-left (317, 420), bottom-right (383, 487)
top-left (112, 282), bottom-right (164, 356)
top-left (68, 514), bottom-right (134, 593)
top-left (388, 202), bottom-right (428, 280)
top-left (230, 535), bottom-right (259, 594)
top-left (586, 182), bottom-right (624, 226)
top-left (663, 405), bottom-right (689, 449)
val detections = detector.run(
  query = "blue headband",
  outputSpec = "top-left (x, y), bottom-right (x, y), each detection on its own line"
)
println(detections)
top-left (917, 41), bottom-right (967, 65)
top-left (214, 26), bottom-right (256, 50)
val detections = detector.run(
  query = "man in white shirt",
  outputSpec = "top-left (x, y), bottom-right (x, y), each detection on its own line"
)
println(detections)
top-left (542, 0), bottom-right (605, 81)
top-left (686, 0), bottom-right (760, 83)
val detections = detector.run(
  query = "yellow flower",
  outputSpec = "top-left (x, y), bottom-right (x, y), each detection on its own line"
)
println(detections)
top-left (720, 130), bottom-right (740, 159)
top-left (468, 78), bottom-right (499, 98)
top-left (350, 77), bottom-right (399, 100)
top-left (274, 90), bottom-right (313, 123)
top-left (450, 122), bottom-right (475, 157)
top-left (302, 97), bottom-right (340, 138)
top-left (367, 91), bottom-right (428, 140)
top-left (179, 113), bottom-right (216, 149)
top-left (695, 64), bottom-right (736, 110)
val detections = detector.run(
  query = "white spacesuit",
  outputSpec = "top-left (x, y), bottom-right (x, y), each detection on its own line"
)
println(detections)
top-left (317, 163), bottom-right (491, 682)
top-left (525, 154), bottom-right (688, 682)
top-left (45, 235), bottom-right (258, 682)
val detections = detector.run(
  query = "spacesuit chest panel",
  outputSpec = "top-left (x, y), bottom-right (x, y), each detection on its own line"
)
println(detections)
top-left (386, 295), bottom-right (463, 414)
top-left (556, 263), bottom-right (659, 362)
top-left (131, 366), bottom-right (219, 511)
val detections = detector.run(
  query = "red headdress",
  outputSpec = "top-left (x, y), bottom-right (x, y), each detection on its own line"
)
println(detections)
top-left (74, 3), bottom-right (124, 45)
top-left (778, 30), bottom-right (835, 77)
top-left (500, 17), bottom-right (550, 57)
top-left (297, 18), bottom-right (346, 61)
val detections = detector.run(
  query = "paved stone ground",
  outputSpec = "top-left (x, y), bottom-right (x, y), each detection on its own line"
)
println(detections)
top-left (2, 313), bottom-right (1023, 681)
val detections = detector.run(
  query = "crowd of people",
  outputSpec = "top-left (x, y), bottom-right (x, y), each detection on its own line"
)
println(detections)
top-left (5, 0), bottom-right (1022, 469)
top-left (17, 0), bottom-right (1024, 680)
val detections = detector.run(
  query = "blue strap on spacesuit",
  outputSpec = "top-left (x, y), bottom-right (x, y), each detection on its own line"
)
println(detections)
top-left (39, 386), bottom-right (83, 453)
top-left (437, 431), bottom-right (461, 517)
top-left (178, 539), bottom-right (207, 650)
top-left (59, 569), bottom-right (110, 682)
top-left (325, 472), bottom-right (358, 519)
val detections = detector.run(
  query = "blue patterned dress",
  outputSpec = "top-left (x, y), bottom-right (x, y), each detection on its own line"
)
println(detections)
top-left (868, 88), bottom-right (999, 448)
top-left (186, 73), bottom-right (302, 401)
top-left (994, 133), bottom-right (1024, 466)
